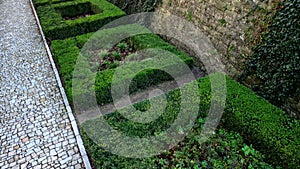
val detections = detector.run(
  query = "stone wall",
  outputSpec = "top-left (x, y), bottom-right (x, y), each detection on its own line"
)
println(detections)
top-left (156, 0), bottom-right (282, 78)
top-left (107, 0), bottom-right (281, 77)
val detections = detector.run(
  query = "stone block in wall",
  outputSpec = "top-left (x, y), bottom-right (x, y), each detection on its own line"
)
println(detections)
top-left (155, 0), bottom-right (281, 78)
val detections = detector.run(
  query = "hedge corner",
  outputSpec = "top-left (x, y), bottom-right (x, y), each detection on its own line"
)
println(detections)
top-left (36, 0), bottom-right (125, 40)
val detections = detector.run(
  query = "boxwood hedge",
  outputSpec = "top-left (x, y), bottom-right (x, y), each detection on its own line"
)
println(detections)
top-left (32, 0), bottom-right (72, 7)
top-left (205, 75), bottom-right (299, 168)
top-left (81, 74), bottom-right (296, 168)
top-left (51, 25), bottom-right (194, 106)
top-left (219, 77), bottom-right (300, 168)
top-left (35, 0), bottom-right (125, 39)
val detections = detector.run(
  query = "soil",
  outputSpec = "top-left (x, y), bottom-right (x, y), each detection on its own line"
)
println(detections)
top-left (89, 42), bottom-right (136, 71)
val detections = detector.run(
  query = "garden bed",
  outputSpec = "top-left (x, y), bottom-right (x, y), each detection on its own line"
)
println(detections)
top-left (81, 75), bottom-right (300, 168)
top-left (51, 24), bottom-right (194, 107)
top-left (50, 23), bottom-right (299, 169)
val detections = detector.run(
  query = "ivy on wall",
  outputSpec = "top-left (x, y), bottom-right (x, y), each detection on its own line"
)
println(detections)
top-left (240, 0), bottom-right (299, 110)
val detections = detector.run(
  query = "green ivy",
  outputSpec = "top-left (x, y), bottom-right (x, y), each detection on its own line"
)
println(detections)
top-left (240, 0), bottom-right (300, 109)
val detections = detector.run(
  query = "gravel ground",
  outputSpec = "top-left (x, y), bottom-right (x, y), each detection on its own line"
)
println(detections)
top-left (0, 0), bottom-right (89, 168)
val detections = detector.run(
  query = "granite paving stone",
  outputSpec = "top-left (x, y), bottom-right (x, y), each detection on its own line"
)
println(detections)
top-left (0, 0), bottom-right (91, 168)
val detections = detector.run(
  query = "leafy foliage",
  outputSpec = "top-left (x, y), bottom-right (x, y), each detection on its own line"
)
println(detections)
top-left (82, 127), bottom-right (276, 168)
top-left (241, 0), bottom-right (300, 109)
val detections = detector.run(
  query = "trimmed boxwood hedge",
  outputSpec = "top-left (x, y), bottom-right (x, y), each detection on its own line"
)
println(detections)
top-left (32, 0), bottom-right (72, 7)
top-left (206, 75), bottom-right (299, 168)
top-left (82, 124), bottom-right (276, 168)
top-left (80, 74), bottom-right (298, 168)
top-left (51, 25), bottom-right (194, 106)
top-left (35, 0), bottom-right (125, 39)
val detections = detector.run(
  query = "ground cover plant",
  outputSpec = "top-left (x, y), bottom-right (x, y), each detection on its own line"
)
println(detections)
top-left (80, 75), bottom-right (295, 168)
top-left (35, 0), bottom-right (125, 40)
top-left (82, 128), bottom-right (276, 169)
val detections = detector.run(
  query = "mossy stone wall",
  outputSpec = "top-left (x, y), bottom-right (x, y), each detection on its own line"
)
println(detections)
top-left (155, 0), bottom-right (282, 78)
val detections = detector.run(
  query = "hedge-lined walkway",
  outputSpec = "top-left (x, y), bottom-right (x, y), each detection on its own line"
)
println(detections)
top-left (0, 0), bottom-right (90, 168)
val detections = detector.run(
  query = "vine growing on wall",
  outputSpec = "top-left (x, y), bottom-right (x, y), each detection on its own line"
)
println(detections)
top-left (240, 0), bottom-right (300, 110)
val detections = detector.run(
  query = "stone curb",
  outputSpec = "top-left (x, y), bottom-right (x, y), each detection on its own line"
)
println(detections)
top-left (28, 0), bottom-right (92, 168)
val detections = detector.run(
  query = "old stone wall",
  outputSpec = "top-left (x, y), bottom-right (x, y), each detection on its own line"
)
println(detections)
top-left (156, 0), bottom-right (282, 78)
top-left (107, 0), bottom-right (281, 77)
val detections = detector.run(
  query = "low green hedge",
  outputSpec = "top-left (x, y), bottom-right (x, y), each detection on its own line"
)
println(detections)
top-left (32, 0), bottom-right (71, 7)
top-left (200, 75), bottom-right (299, 168)
top-left (82, 75), bottom-right (300, 168)
top-left (81, 75), bottom-right (283, 168)
top-left (51, 25), bottom-right (194, 106)
top-left (93, 62), bottom-right (180, 106)
top-left (51, 38), bottom-right (79, 100)
top-left (36, 0), bottom-right (125, 39)
top-left (82, 127), bottom-right (276, 168)
top-left (218, 77), bottom-right (300, 168)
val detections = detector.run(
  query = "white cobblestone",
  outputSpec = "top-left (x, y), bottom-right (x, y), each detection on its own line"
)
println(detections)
top-left (0, 0), bottom-right (89, 168)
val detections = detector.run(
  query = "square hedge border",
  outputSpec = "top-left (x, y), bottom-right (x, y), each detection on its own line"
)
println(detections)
top-left (35, 0), bottom-right (125, 40)
top-left (51, 24), bottom-right (194, 107)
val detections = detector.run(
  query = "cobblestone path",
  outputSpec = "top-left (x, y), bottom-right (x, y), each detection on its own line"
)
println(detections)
top-left (0, 0), bottom-right (91, 168)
